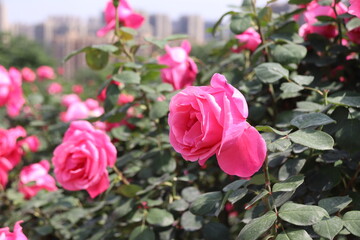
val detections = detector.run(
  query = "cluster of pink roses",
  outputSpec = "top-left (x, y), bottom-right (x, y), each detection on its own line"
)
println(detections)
top-left (60, 95), bottom-right (104, 122)
top-left (0, 126), bottom-right (57, 199)
top-left (21, 65), bottom-right (55, 82)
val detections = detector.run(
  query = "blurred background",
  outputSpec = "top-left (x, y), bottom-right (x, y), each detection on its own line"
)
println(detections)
top-left (0, 0), bottom-right (289, 78)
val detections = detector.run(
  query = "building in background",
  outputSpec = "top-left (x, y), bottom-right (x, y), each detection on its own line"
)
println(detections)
top-left (174, 15), bottom-right (205, 44)
top-left (149, 14), bottom-right (172, 39)
top-left (0, 0), bottom-right (9, 32)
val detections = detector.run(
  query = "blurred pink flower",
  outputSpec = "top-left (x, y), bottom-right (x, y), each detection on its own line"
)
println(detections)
top-left (158, 40), bottom-right (198, 90)
top-left (97, 0), bottom-right (145, 37)
top-left (36, 66), bottom-right (55, 80)
top-left (349, 0), bottom-right (360, 18)
top-left (117, 93), bottom-right (134, 105)
top-left (60, 99), bottom-right (104, 122)
top-left (0, 66), bottom-right (25, 117)
top-left (299, 1), bottom-right (347, 39)
top-left (0, 220), bottom-right (28, 240)
top-left (61, 94), bottom-right (81, 107)
top-left (19, 136), bottom-right (40, 153)
top-left (47, 83), bottom-right (63, 94)
top-left (18, 160), bottom-right (58, 199)
top-left (57, 67), bottom-right (64, 76)
top-left (52, 120), bottom-right (117, 198)
top-left (168, 73), bottom-right (266, 177)
top-left (233, 28), bottom-right (261, 52)
top-left (21, 68), bottom-right (36, 82)
top-left (72, 84), bottom-right (84, 94)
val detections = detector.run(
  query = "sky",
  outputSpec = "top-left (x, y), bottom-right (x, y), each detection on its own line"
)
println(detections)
top-left (2, 0), bottom-right (272, 25)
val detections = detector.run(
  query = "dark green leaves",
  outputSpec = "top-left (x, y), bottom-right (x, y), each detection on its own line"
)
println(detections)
top-left (290, 113), bottom-right (336, 129)
top-left (276, 229), bottom-right (312, 240)
top-left (272, 43), bottom-right (307, 65)
top-left (288, 130), bottom-right (334, 150)
top-left (146, 208), bottom-right (174, 227)
top-left (129, 226), bottom-right (155, 240)
top-left (312, 216), bottom-right (343, 239)
top-left (273, 175), bottom-right (304, 192)
top-left (86, 49), bottom-right (109, 70)
top-left (190, 192), bottom-right (222, 216)
top-left (237, 211), bottom-right (277, 240)
top-left (279, 202), bottom-right (329, 226)
top-left (254, 62), bottom-right (289, 83)
top-left (343, 211), bottom-right (360, 237)
top-left (113, 71), bottom-right (141, 84)
top-left (230, 14), bottom-right (252, 34)
top-left (318, 196), bottom-right (352, 215)
top-left (180, 211), bottom-right (203, 231)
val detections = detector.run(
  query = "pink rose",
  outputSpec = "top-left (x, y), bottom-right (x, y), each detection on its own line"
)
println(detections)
top-left (21, 68), bottom-right (35, 82)
top-left (233, 28), bottom-right (261, 52)
top-left (349, 0), bottom-right (360, 18)
top-left (72, 84), bottom-right (84, 94)
top-left (117, 93), bottom-right (134, 105)
top-left (19, 136), bottom-right (40, 152)
top-left (52, 120), bottom-right (117, 198)
top-left (60, 102), bottom-right (90, 122)
top-left (0, 161), bottom-right (10, 188)
top-left (0, 126), bottom-right (26, 169)
top-left (0, 66), bottom-right (25, 117)
top-left (36, 66), bottom-right (55, 80)
top-left (158, 40), bottom-right (198, 90)
top-left (47, 82), bottom-right (63, 94)
top-left (61, 94), bottom-right (81, 107)
top-left (299, 1), bottom-right (347, 39)
top-left (97, 0), bottom-right (145, 37)
top-left (0, 221), bottom-right (28, 240)
top-left (168, 73), bottom-right (266, 177)
top-left (18, 160), bottom-right (58, 199)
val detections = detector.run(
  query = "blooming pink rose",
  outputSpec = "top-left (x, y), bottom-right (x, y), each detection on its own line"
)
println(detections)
top-left (52, 120), bottom-right (117, 198)
top-left (117, 93), bottom-right (134, 105)
top-left (168, 73), bottom-right (266, 177)
top-left (347, 23), bottom-right (360, 44)
top-left (233, 28), bottom-right (261, 52)
top-left (36, 66), bottom-right (55, 80)
top-left (21, 68), bottom-right (36, 82)
top-left (72, 84), bottom-right (84, 94)
top-left (158, 40), bottom-right (198, 90)
top-left (0, 126), bottom-right (26, 169)
top-left (19, 136), bottom-right (40, 152)
top-left (18, 160), bottom-right (57, 199)
top-left (349, 0), bottom-right (360, 18)
top-left (61, 94), bottom-right (81, 107)
top-left (47, 82), bottom-right (63, 94)
top-left (0, 66), bottom-right (25, 117)
top-left (299, 1), bottom-right (347, 39)
top-left (0, 221), bottom-right (28, 240)
top-left (97, 0), bottom-right (145, 37)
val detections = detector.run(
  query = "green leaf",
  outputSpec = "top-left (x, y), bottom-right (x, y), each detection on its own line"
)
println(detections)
top-left (212, 11), bottom-right (237, 36)
top-left (111, 125), bottom-right (130, 141)
top-left (203, 222), bottom-right (230, 240)
top-left (318, 196), bottom-right (352, 215)
top-left (335, 119), bottom-right (360, 153)
top-left (223, 180), bottom-right (248, 192)
top-left (290, 113), bottom-right (336, 129)
top-left (91, 44), bottom-right (118, 53)
top-left (230, 14), bottom-right (252, 34)
top-left (280, 82), bottom-right (304, 93)
top-left (312, 216), bottom-right (343, 240)
top-left (169, 199), bottom-right (189, 212)
top-left (291, 75), bottom-right (314, 85)
top-left (273, 43), bottom-right (307, 64)
top-left (256, 125), bottom-right (291, 136)
top-left (180, 211), bottom-right (203, 231)
top-left (190, 191), bottom-right (223, 216)
top-left (149, 101), bottom-right (169, 119)
top-left (258, 7), bottom-right (272, 26)
top-left (146, 208), bottom-right (174, 227)
top-left (228, 188), bottom-right (248, 204)
top-left (328, 95), bottom-right (360, 108)
top-left (113, 199), bottom-right (135, 218)
top-left (254, 62), bottom-right (289, 84)
top-left (279, 202), bottom-right (329, 226)
top-left (118, 184), bottom-right (142, 198)
top-left (181, 187), bottom-right (201, 202)
top-left (112, 71), bottom-right (141, 84)
top-left (273, 175), bottom-right (304, 192)
top-left (85, 48), bottom-right (109, 70)
top-left (236, 211), bottom-right (277, 240)
top-left (346, 17), bottom-right (360, 31)
top-left (144, 37), bottom-right (167, 49)
top-left (268, 138), bottom-right (292, 152)
top-left (288, 129), bottom-right (334, 150)
top-left (129, 226), bottom-right (155, 240)
top-left (276, 229), bottom-right (312, 240)
top-left (343, 211), bottom-right (360, 237)
top-left (296, 101), bottom-right (324, 112)
top-left (278, 159), bottom-right (306, 181)
top-left (164, 34), bottom-right (188, 41)
top-left (245, 190), bottom-right (269, 209)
